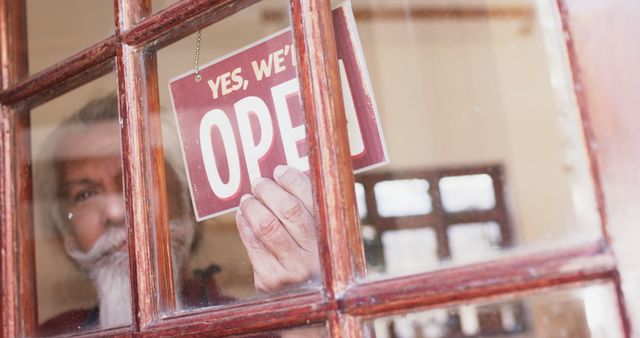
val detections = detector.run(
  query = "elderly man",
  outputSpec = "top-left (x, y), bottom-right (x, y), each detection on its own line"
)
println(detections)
top-left (38, 94), bottom-right (320, 335)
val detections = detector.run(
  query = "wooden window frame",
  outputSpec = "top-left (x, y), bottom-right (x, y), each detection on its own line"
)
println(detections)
top-left (1, 0), bottom-right (639, 337)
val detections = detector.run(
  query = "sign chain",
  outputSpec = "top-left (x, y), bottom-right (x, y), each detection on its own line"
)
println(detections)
top-left (194, 30), bottom-right (202, 81)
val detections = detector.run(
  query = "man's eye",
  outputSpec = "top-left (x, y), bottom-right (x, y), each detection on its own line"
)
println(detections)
top-left (74, 190), bottom-right (97, 203)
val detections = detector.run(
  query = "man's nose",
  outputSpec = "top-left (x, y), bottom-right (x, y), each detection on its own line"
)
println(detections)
top-left (103, 193), bottom-right (126, 227)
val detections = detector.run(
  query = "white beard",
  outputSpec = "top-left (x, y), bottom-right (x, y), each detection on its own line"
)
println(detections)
top-left (67, 227), bottom-right (132, 329)
top-left (92, 251), bottom-right (132, 329)
top-left (65, 217), bottom-right (194, 329)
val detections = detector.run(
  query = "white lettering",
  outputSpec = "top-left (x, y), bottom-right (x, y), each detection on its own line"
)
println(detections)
top-left (235, 96), bottom-right (274, 184)
top-left (251, 55), bottom-right (274, 81)
top-left (231, 67), bottom-right (243, 91)
top-left (220, 72), bottom-right (232, 96)
top-left (273, 49), bottom-right (286, 73)
top-left (199, 109), bottom-right (241, 199)
top-left (271, 79), bottom-right (309, 171)
top-left (207, 77), bottom-right (221, 99)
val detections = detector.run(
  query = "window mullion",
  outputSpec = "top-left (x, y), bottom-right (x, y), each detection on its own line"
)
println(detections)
top-left (290, 0), bottom-right (365, 336)
top-left (122, 0), bottom-right (260, 49)
top-left (115, 0), bottom-right (176, 330)
top-left (0, 0), bottom-right (37, 337)
top-left (328, 313), bottom-right (363, 337)
top-left (340, 243), bottom-right (614, 317)
top-left (556, 0), bottom-right (640, 333)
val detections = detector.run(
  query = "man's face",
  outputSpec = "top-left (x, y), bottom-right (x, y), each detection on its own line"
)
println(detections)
top-left (53, 120), bottom-right (192, 328)
top-left (56, 121), bottom-right (187, 254)
top-left (57, 123), bottom-right (125, 253)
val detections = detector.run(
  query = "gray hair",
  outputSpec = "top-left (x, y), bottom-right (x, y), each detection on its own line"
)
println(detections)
top-left (65, 93), bottom-right (120, 126)
top-left (36, 93), bottom-right (199, 254)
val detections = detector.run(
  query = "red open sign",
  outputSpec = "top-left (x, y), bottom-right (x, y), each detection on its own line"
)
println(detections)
top-left (170, 3), bottom-right (388, 220)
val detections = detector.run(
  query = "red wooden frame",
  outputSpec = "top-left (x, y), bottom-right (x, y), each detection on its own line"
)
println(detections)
top-left (0, 1), bottom-right (36, 337)
top-left (557, 0), bottom-right (640, 334)
top-left (0, 0), bottom-right (638, 337)
top-left (116, 1), bottom-right (177, 329)
top-left (262, 5), bottom-right (536, 23)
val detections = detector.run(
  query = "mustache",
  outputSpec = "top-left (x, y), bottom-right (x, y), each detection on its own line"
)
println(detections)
top-left (66, 217), bottom-right (195, 276)
top-left (68, 227), bottom-right (128, 269)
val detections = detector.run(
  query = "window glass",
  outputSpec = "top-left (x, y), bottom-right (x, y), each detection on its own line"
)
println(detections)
top-left (440, 174), bottom-right (496, 212)
top-left (152, 0), bottom-right (180, 14)
top-left (374, 179), bottom-right (432, 217)
top-left (352, 0), bottom-right (602, 278)
top-left (379, 228), bottom-right (439, 276)
top-left (355, 182), bottom-right (368, 219)
top-left (448, 222), bottom-right (502, 264)
top-left (27, 0), bottom-right (114, 75)
top-left (31, 73), bottom-right (129, 335)
top-left (156, 0), bottom-right (322, 314)
top-left (364, 283), bottom-right (624, 338)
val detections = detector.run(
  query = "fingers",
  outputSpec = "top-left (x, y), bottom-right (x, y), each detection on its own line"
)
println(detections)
top-left (238, 194), bottom-right (303, 264)
top-left (235, 210), bottom-right (277, 265)
top-left (236, 165), bottom-right (320, 293)
top-left (251, 177), bottom-right (316, 252)
top-left (236, 208), bottom-right (318, 293)
top-left (235, 211), bottom-right (290, 293)
top-left (273, 165), bottom-right (314, 212)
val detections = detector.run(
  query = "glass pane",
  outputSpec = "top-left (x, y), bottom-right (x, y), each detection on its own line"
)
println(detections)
top-left (375, 179), bottom-right (432, 217)
top-left (448, 222), bottom-right (502, 264)
top-left (31, 73), bottom-right (130, 335)
top-left (440, 174), bottom-right (495, 212)
top-left (364, 283), bottom-right (624, 338)
top-left (27, 0), bottom-right (114, 75)
top-left (155, 0), bottom-right (322, 315)
top-left (353, 0), bottom-right (602, 279)
top-left (381, 228), bottom-right (438, 276)
top-left (152, 0), bottom-right (180, 14)
top-left (355, 182), bottom-right (368, 219)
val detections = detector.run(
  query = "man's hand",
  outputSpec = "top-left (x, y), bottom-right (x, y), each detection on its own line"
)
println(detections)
top-left (236, 165), bottom-right (320, 294)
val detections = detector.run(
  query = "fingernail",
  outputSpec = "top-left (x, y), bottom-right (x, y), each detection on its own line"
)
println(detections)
top-left (240, 194), bottom-right (252, 204)
top-left (273, 165), bottom-right (287, 178)
top-left (251, 176), bottom-right (265, 189)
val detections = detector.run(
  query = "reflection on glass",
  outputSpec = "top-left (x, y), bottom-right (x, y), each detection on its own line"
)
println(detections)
top-left (355, 182), bottom-right (368, 219)
top-left (157, 0), bottom-right (321, 314)
top-left (440, 174), bottom-right (495, 212)
top-left (448, 222), bottom-right (502, 264)
top-left (375, 179), bottom-right (432, 217)
top-left (32, 75), bottom-right (131, 335)
top-left (380, 229), bottom-right (438, 276)
top-left (27, 0), bottom-right (114, 75)
top-left (364, 283), bottom-right (624, 338)
top-left (355, 0), bottom-right (601, 278)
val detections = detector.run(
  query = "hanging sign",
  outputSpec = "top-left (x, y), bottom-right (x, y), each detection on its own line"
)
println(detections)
top-left (170, 3), bottom-right (388, 220)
